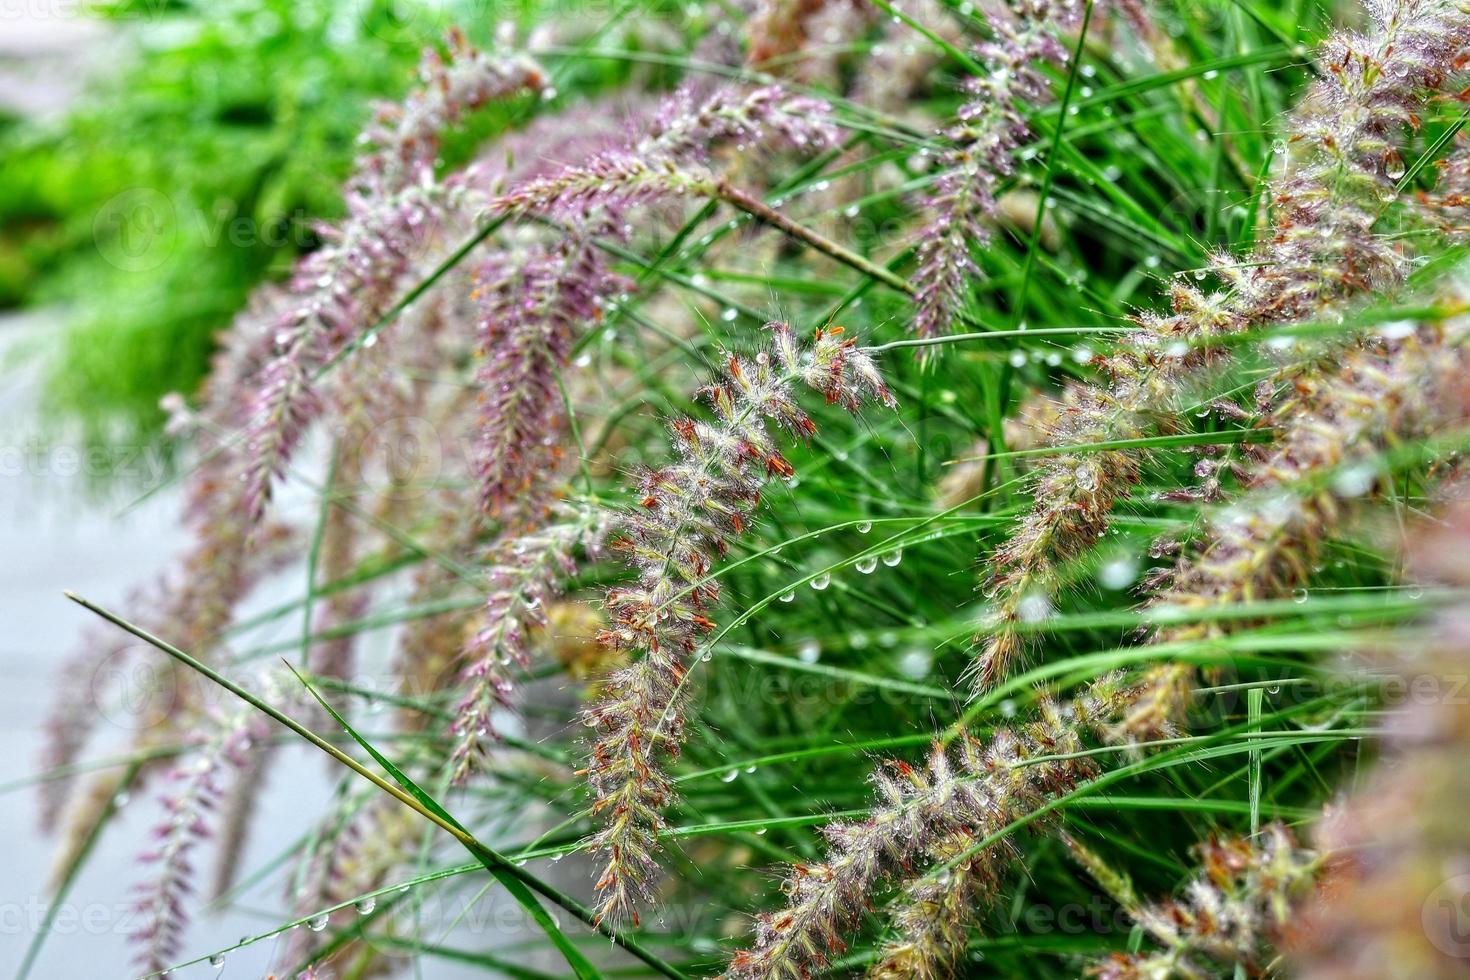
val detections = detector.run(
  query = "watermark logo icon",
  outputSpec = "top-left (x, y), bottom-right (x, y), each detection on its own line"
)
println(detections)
top-left (93, 187), bottom-right (177, 272)
top-left (1423, 873), bottom-right (1470, 958)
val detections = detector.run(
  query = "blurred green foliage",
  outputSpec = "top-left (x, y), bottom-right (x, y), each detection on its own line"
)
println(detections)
top-left (0, 0), bottom-right (678, 450)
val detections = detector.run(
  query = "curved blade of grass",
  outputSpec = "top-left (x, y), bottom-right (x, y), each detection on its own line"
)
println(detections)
top-left (14, 761), bottom-right (140, 980)
top-left (280, 661), bottom-right (604, 980)
top-left (61, 591), bottom-right (686, 980)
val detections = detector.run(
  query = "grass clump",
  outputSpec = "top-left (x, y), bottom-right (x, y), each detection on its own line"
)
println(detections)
top-left (26, 1), bottom-right (1470, 978)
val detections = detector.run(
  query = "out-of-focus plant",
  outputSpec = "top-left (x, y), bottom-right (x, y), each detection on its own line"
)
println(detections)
top-left (1, 0), bottom-right (686, 453)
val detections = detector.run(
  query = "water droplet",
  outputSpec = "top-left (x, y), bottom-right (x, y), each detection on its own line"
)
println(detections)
top-left (811, 573), bottom-right (831, 591)
top-left (574, 352), bottom-right (592, 368)
top-left (797, 641), bottom-right (821, 664)
top-left (209, 954), bottom-right (226, 969)
top-left (308, 914), bottom-right (330, 932)
top-left (1202, 69), bottom-right (1219, 80)
top-left (1292, 587), bottom-right (1309, 604)
top-left (881, 549), bottom-right (903, 567)
top-left (855, 555), bottom-right (878, 574)
top-left (755, 827), bottom-right (768, 835)
top-left (856, 521), bottom-right (872, 533)
top-left (1008, 351), bottom-right (1028, 368)
top-left (355, 897), bottom-right (377, 914)
top-left (1266, 684), bottom-right (1282, 696)
top-left (1098, 555), bottom-right (1138, 590)
top-left (1017, 592), bottom-right (1053, 623)
top-left (745, 765), bottom-right (756, 773)
top-left (1071, 345), bottom-right (1094, 364)
top-left (721, 769), bottom-right (740, 783)
top-left (1375, 319), bottom-right (1416, 340)
top-left (999, 699), bottom-right (1017, 718)
top-left (721, 307), bottom-right (738, 322)
top-left (897, 648), bottom-right (932, 678)
top-left (778, 590), bottom-right (796, 603)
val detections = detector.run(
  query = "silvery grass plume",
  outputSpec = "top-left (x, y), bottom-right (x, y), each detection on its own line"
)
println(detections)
top-left (1125, 314), bottom-right (1470, 741)
top-left (497, 85), bottom-right (840, 219)
top-left (1066, 825), bottom-right (1319, 978)
top-left (451, 503), bottom-right (608, 781)
top-left (971, 0), bottom-right (1470, 694)
top-left (909, 0), bottom-right (1088, 342)
top-left (128, 701), bottom-right (267, 974)
top-left (584, 321), bottom-right (895, 925)
top-left (239, 33), bottom-right (545, 527)
top-left (722, 676), bottom-right (1142, 980)
top-left (1289, 504), bottom-right (1470, 979)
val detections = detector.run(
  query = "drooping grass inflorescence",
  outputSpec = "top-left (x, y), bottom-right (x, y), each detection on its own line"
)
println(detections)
top-left (128, 702), bottom-right (267, 973)
top-left (584, 321), bottom-right (895, 925)
top-left (471, 226), bottom-right (625, 517)
top-left (723, 676), bottom-right (1141, 980)
top-left (1124, 314), bottom-right (1470, 741)
top-left (40, 32), bottom-right (545, 829)
top-left (909, 0), bottom-right (1088, 342)
top-left (971, 0), bottom-right (1470, 693)
top-left (1067, 824), bottom-right (1319, 978)
top-left (498, 85), bottom-right (838, 217)
top-left (450, 504), bottom-right (608, 781)
top-left (240, 36), bottom-right (545, 528)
